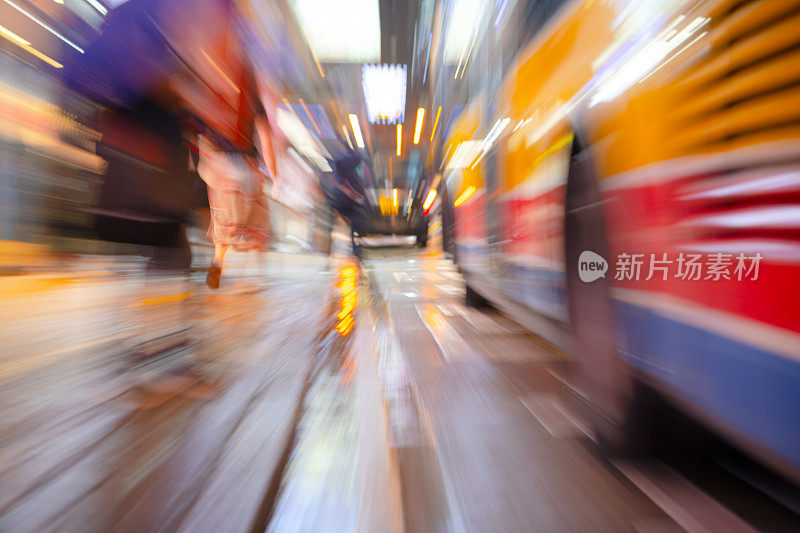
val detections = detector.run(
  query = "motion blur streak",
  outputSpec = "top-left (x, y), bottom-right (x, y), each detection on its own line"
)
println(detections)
top-left (348, 113), bottom-right (365, 148)
top-left (335, 263), bottom-right (358, 335)
top-left (430, 105), bottom-right (441, 142)
top-left (396, 123), bottom-right (402, 157)
top-left (413, 107), bottom-right (424, 144)
top-left (423, 188), bottom-right (437, 211)
top-left (1, 0), bottom-right (800, 531)
top-left (454, 186), bottom-right (476, 207)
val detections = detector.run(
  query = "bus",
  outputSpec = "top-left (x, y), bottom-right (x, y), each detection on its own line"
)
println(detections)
top-left (440, 0), bottom-right (800, 482)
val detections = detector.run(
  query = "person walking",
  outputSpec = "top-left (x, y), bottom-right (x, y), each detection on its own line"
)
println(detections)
top-left (197, 71), bottom-right (276, 289)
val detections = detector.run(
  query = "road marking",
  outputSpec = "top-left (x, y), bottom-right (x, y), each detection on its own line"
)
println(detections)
top-left (614, 461), bottom-right (757, 533)
top-left (434, 284), bottom-right (462, 295)
top-left (519, 393), bottom-right (593, 439)
top-left (436, 304), bottom-right (455, 316)
top-left (449, 304), bottom-right (510, 335)
top-left (546, 368), bottom-right (591, 403)
top-left (416, 303), bottom-right (476, 363)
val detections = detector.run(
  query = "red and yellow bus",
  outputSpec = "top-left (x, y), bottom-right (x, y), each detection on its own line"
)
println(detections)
top-left (442, 0), bottom-right (800, 481)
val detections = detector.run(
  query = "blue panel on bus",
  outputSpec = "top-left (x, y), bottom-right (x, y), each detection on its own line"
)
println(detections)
top-left (502, 262), bottom-right (567, 321)
top-left (456, 242), bottom-right (490, 275)
top-left (616, 300), bottom-right (800, 472)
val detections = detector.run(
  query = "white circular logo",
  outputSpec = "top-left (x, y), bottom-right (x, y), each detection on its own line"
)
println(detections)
top-left (578, 251), bottom-right (608, 282)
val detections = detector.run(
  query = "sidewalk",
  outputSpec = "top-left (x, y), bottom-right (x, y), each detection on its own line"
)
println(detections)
top-left (0, 245), bottom-right (340, 532)
top-left (0, 244), bottom-right (331, 292)
top-left (0, 240), bottom-right (51, 274)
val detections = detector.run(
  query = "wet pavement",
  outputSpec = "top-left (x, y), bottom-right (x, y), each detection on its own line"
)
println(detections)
top-left (1, 245), bottom-right (788, 532)
top-left (0, 251), bottom-right (333, 532)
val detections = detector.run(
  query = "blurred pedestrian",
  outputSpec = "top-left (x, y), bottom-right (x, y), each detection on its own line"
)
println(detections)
top-left (331, 150), bottom-right (367, 263)
top-left (90, 92), bottom-right (196, 270)
top-left (198, 71), bottom-right (276, 289)
top-left (63, 0), bottom-right (204, 269)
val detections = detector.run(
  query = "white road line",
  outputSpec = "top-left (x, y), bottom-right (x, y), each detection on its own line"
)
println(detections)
top-left (519, 394), bottom-right (593, 440)
top-left (415, 304), bottom-right (476, 363)
top-left (614, 461), bottom-right (757, 533)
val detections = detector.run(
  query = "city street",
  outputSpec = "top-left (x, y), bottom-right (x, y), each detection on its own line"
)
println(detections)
top-left (3, 0), bottom-right (800, 530)
top-left (0, 244), bottom-right (796, 532)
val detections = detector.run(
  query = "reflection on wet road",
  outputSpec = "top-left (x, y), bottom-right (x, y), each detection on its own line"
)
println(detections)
top-left (267, 248), bottom-right (674, 532)
top-left (2, 246), bottom-right (790, 531)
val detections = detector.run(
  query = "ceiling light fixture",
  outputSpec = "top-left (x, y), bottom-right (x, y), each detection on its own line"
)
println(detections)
top-left (362, 63), bottom-right (407, 124)
top-left (290, 0), bottom-right (380, 62)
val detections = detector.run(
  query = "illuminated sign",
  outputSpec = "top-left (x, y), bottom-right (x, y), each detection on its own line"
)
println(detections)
top-left (362, 63), bottom-right (407, 125)
top-left (291, 0), bottom-right (381, 62)
top-left (379, 194), bottom-right (399, 216)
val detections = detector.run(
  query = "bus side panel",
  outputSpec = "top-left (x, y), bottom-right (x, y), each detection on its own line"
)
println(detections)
top-left (499, 181), bottom-right (567, 321)
top-left (454, 189), bottom-right (490, 276)
top-left (616, 298), bottom-right (800, 475)
top-left (600, 158), bottom-right (800, 477)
